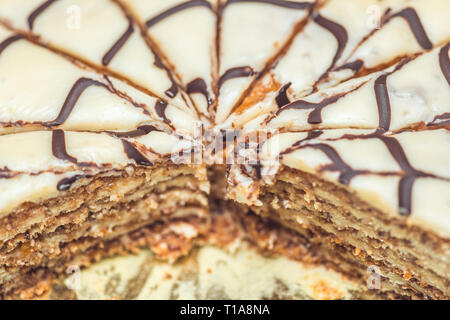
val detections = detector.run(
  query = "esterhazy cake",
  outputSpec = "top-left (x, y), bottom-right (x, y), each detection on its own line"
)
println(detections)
top-left (0, 0), bottom-right (448, 299)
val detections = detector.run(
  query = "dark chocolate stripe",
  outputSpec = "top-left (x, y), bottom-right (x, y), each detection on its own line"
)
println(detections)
top-left (384, 7), bottom-right (432, 50)
top-left (438, 42), bottom-right (450, 86)
top-left (57, 174), bottom-right (91, 191)
top-left (145, 0), bottom-right (212, 29)
top-left (429, 112), bottom-right (450, 127)
top-left (275, 82), bottom-right (291, 108)
top-left (226, 0), bottom-right (314, 10)
top-left (165, 82), bottom-right (179, 98)
top-left (186, 78), bottom-right (213, 106)
top-left (313, 13), bottom-right (348, 72)
top-left (377, 135), bottom-right (425, 216)
top-left (307, 143), bottom-right (363, 185)
top-left (28, 0), bottom-right (57, 30)
top-left (122, 140), bottom-right (152, 166)
top-left (155, 100), bottom-right (170, 124)
top-left (52, 129), bottom-right (81, 165)
top-left (374, 74), bottom-right (391, 132)
top-left (151, 45), bottom-right (179, 98)
top-left (397, 175), bottom-right (416, 216)
top-left (280, 130), bottom-right (322, 156)
top-left (218, 66), bottom-right (254, 90)
top-left (276, 91), bottom-right (349, 124)
top-left (109, 125), bottom-right (161, 138)
top-left (373, 57), bottom-right (412, 133)
top-left (102, 17), bottom-right (134, 66)
top-left (335, 59), bottom-right (363, 73)
top-left (44, 78), bottom-right (108, 127)
top-left (0, 35), bottom-right (24, 55)
top-left (378, 136), bottom-right (414, 174)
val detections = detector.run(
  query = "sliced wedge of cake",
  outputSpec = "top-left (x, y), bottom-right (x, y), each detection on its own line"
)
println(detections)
top-left (119, 0), bottom-right (218, 122)
top-left (0, 0), bottom-right (195, 115)
top-left (227, 127), bottom-right (450, 299)
top-left (224, 0), bottom-right (450, 129)
top-left (0, 25), bottom-right (196, 135)
top-left (215, 0), bottom-right (314, 124)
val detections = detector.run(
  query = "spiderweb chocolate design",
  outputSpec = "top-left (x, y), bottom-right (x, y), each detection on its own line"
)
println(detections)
top-left (0, 0), bottom-right (448, 300)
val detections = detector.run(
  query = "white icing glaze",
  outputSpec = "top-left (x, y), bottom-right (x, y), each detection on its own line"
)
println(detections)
top-left (0, 26), bottom-right (197, 134)
top-left (264, 45), bottom-right (450, 132)
top-left (121, 0), bottom-right (218, 117)
top-left (347, 0), bottom-right (450, 69)
top-left (0, 0), bottom-right (193, 113)
top-left (216, 0), bottom-right (313, 124)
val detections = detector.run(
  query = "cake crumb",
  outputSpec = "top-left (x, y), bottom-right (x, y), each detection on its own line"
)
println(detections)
top-left (311, 280), bottom-right (344, 300)
top-left (403, 271), bottom-right (412, 280)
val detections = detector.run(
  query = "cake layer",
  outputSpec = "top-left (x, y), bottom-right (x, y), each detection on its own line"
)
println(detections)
top-left (249, 176), bottom-right (449, 299)
top-left (227, 126), bottom-right (450, 298)
top-left (0, 0), bottom-right (195, 114)
top-left (0, 137), bottom-right (212, 297)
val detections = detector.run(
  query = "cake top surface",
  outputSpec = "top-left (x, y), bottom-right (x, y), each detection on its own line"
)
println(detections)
top-left (0, 0), bottom-right (448, 238)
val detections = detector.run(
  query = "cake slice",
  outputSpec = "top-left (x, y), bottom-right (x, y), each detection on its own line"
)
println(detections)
top-left (119, 0), bottom-right (218, 122)
top-left (0, 25), bottom-right (196, 135)
top-left (0, 128), bottom-right (214, 298)
top-left (224, 0), bottom-right (450, 128)
top-left (215, 0), bottom-right (314, 124)
top-left (245, 43), bottom-right (450, 132)
top-left (0, 0), bottom-right (195, 115)
top-left (227, 127), bottom-right (450, 299)
top-left (325, 0), bottom-right (450, 87)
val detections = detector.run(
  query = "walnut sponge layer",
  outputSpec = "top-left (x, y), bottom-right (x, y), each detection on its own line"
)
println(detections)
top-left (247, 167), bottom-right (450, 299)
top-left (0, 164), bottom-right (214, 298)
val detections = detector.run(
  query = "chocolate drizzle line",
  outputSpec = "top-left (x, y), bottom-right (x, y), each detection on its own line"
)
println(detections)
top-left (429, 113), bottom-right (450, 127)
top-left (102, 17), bottom-right (134, 66)
top-left (279, 130), bottom-right (322, 156)
top-left (335, 60), bottom-right (363, 73)
top-left (376, 135), bottom-right (427, 216)
top-left (312, 13), bottom-right (348, 73)
top-left (108, 125), bottom-right (161, 139)
top-left (0, 35), bottom-right (24, 55)
top-left (121, 140), bottom-right (152, 166)
top-left (373, 57), bottom-right (411, 133)
top-left (57, 174), bottom-right (91, 191)
top-left (28, 0), bottom-right (57, 30)
top-left (146, 37), bottom-right (180, 99)
top-left (309, 143), bottom-right (367, 185)
top-left (383, 7), bottom-right (432, 51)
top-left (225, 0), bottom-right (314, 10)
top-left (155, 100), bottom-right (170, 124)
top-left (374, 74), bottom-right (391, 133)
top-left (218, 66), bottom-right (255, 90)
top-left (438, 42), bottom-right (450, 86)
top-left (44, 78), bottom-right (109, 127)
top-left (52, 129), bottom-right (90, 167)
top-left (275, 82), bottom-right (291, 108)
top-left (145, 0), bottom-right (213, 29)
top-left (274, 82), bottom-right (365, 124)
top-left (333, 7), bottom-right (432, 74)
top-left (186, 78), bottom-right (213, 106)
